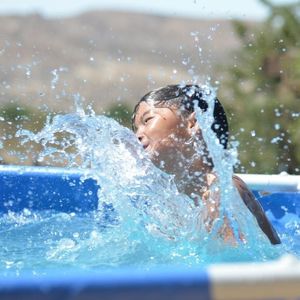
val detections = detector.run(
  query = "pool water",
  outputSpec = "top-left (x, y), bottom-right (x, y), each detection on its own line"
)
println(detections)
top-left (0, 206), bottom-right (288, 277)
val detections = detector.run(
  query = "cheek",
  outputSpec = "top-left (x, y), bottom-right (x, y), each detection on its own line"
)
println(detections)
top-left (152, 131), bottom-right (188, 157)
top-left (146, 120), bottom-right (170, 142)
top-left (148, 117), bottom-right (187, 142)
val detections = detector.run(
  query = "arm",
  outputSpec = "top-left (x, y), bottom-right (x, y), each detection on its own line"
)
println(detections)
top-left (233, 175), bottom-right (281, 245)
top-left (202, 174), bottom-right (240, 245)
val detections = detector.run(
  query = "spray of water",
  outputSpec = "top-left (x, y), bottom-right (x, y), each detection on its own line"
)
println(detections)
top-left (10, 90), bottom-right (284, 273)
top-left (191, 85), bottom-right (276, 247)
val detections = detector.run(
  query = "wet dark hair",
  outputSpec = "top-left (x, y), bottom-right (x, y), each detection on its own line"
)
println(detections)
top-left (132, 84), bottom-right (229, 149)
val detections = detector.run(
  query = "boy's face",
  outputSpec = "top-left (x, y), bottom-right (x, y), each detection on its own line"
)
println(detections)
top-left (133, 101), bottom-right (193, 171)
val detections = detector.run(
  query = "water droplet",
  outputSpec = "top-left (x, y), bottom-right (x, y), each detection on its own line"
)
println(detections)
top-left (73, 232), bottom-right (80, 238)
top-left (291, 112), bottom-right (300, 118)
top-left (5, 261), bottom-right (14, 269)
top-left (23, 208), bottom-right (31, 216)
top-left (274, 108), bottom-right (281, 117)
top-left (51, 67), bottom-right (68, 89)
top-left (271, 136), bottom-right (282, 144)
top-left (188, 68), bottom-right (194, 76)
top-left (182, 59), bottom-right (188, 66)
top-left (190, 31), bottom-right (199, 37)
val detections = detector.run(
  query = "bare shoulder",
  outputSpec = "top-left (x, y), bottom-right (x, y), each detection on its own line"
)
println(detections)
top-left (232, 175), bottom-right (251, 196)
top-left (232, 174), bottom-right (264, 215)
top-left (232, 174), bottom-right (281, 245)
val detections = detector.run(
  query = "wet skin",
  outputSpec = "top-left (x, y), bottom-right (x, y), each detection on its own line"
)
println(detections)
top-left (133, 101), bottom-right (205, 175)
top-left (133, 101), bottom-right (281, 245)
top-left (134, 102), bottom-right (240, 243)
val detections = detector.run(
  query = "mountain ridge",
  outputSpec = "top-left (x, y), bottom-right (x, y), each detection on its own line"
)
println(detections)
top-left (0, 10), bottom-right (249, 112)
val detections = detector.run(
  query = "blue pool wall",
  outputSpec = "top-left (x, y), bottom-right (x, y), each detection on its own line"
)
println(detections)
top-left (0, 166), bottom-right (99, 213)
top-left (1, 165), bottom-right (299, 218)
top-left (1, 165), bottom-right (300, 300)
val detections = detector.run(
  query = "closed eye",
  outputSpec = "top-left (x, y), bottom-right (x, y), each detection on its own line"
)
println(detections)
top-left (144, 116), bottom-right (154, 124)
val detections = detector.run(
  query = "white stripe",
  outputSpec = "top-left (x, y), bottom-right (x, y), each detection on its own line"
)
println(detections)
top-left (237, 173), bottom-right (300, 192)
top-left (209, 255), bottom-right (300, 300)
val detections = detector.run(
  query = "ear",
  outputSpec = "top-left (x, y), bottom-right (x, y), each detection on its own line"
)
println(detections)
top-left (187, 112), bottom-right (200, 134)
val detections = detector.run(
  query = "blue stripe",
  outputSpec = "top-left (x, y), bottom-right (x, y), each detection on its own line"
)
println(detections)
top-left (0, 267), bottom-right (211, 300)
top-left (0, 166), bottom-right (99, 213)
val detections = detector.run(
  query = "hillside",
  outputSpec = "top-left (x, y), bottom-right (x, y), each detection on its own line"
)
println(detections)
top-left (0, 11), bottom-right (245, 112)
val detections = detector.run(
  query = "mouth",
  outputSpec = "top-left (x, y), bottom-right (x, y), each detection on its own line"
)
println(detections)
top-left (143, 144), bottom-right (150, 151)
top-left (143, 144), bottom-right (156, 157)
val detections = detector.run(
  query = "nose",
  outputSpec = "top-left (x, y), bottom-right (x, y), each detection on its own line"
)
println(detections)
top-left (136, 130), bottom-right (144, 143)
top-left (135, 128), bottom-right (148, 147)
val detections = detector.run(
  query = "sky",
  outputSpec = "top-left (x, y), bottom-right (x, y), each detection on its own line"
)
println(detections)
top-left (0, 0), bottom-right (295, 20)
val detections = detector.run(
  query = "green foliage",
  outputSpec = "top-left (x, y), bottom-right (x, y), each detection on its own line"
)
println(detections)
top-left (0, 103), bottom-right (47, 131)
top-left (0, 103), bottom-right (32, 122)
top-left (0, 103), bottom-right (47, 165)
top-left (220, 0), bottom-right (300, 174)
top-left (105, 103), bottom-right (132, 128)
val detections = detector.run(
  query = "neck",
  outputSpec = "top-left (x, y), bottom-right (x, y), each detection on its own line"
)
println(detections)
top-left (156, 139), bottom-right (214, 201)
top-left (173, 155), bottom-right (213, 201)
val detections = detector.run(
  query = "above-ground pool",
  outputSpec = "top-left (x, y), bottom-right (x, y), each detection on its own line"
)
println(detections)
top-left (0, 165), bottom-right (300, 300)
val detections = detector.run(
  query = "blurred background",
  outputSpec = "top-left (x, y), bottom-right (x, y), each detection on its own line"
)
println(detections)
top-left (0, 0), bottom-right (299, 174)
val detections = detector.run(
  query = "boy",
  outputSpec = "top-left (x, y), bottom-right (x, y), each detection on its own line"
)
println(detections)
top-left (132, 84), bottom-right (280, 245)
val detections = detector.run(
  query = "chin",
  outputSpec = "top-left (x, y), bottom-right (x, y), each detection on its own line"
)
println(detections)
top-left (153, 154), bottom-right (179, 175)
top-left (146, 148), bottom-right (162, 164)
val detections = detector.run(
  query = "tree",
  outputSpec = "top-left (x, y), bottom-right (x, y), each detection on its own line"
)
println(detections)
top-left (105, 103), bottom-right (132, 128)
top-left (220, 0), bottom-right (300, 174)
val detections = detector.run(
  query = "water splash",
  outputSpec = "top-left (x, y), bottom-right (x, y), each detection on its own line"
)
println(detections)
top-left (51, 67), bottom-right (68, 90)
top-left (9, 91), bottom-right (285, 274)
top-left (192, 85), bottom-right (277, 249)
top-left (16, 96), bottom-right (202, 243)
